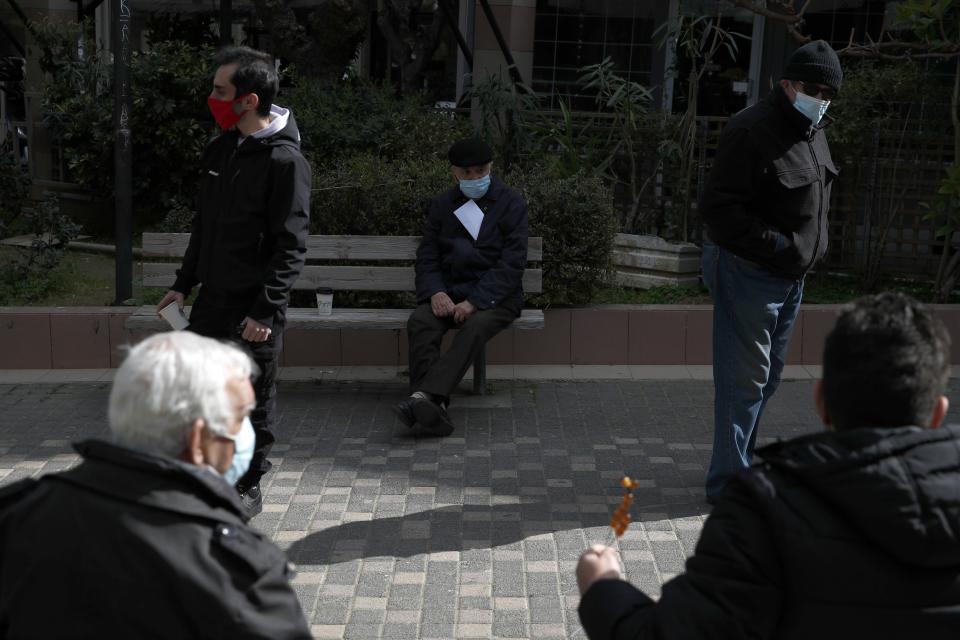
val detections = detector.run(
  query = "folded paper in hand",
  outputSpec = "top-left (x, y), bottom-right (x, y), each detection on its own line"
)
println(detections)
top-left (453, 199), bottom-right (484, 241)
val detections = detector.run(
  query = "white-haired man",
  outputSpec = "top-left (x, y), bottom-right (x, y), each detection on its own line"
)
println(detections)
top-left (0, 332), bottom-right (310, 639)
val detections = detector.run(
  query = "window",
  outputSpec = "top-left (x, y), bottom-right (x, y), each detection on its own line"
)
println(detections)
top-left (532, 0), bottom-right (658, 110)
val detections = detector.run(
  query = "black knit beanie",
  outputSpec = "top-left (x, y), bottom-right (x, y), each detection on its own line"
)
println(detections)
top-left (783, 40), bottom-right (843, 93)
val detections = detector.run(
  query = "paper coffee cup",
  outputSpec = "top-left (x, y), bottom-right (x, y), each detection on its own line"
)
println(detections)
top-left (316, 287), bottom-right (333, 316)
top-left (159, 301), bottom-right (190, 330)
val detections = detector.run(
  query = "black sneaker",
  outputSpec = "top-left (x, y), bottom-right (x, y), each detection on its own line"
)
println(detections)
top-left (413, 398), bottom-right (455, 437)
top-left (392, 396), bottom-right (418, 428)
top-left (238, 484), bottom-right (263, 518)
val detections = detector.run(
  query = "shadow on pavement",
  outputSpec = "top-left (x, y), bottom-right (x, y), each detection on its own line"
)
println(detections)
top-left (286, 500), bottom-right (709, 564)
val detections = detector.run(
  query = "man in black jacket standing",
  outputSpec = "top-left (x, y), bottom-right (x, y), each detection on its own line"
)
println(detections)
top-left (157, 46), bottom-right (310, 515)
top-left (0, 332), bottom-right (310, 639)
top-left (576, 292), bottom-right (960, 639)
top-left (699, 40), bottom-right (842, 501)
top-left (392, 138), bottom-right (529, 435)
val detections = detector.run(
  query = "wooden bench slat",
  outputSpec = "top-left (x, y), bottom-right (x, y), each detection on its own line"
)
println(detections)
top-left (143, 264), bottom-right (544, 294)
top-left (143, 233), bottom-right (543, 261)
top-left (126, 306), bottom-right (544, 332)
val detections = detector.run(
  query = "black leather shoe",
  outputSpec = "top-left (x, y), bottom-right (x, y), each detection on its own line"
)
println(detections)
top-left (413, 399), bottom-right (455, 436)
top-left (392, 397), bottom-right (418, 428)
top-left (238, 484), bottom-right (263, 518)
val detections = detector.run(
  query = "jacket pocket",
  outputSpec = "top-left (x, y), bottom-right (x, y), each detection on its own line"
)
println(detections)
top-left (775, 167), bottom-right (818, 189)
top-left (823, 159), bottom-right (840, 183)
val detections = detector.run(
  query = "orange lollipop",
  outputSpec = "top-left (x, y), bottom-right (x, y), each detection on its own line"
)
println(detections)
top-left (610, 475), bottom-right (640, 538)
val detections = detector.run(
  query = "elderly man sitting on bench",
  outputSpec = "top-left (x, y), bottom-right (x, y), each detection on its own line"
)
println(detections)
top-left (393, 138), bottom-right (529, 435)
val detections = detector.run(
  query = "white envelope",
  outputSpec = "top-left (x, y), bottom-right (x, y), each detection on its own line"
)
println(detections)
top-left (453, 199), bottom-right (484, 241)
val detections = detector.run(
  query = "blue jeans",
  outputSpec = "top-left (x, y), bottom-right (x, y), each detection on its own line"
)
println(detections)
top-left (701, 240), bottom-right (804, 498)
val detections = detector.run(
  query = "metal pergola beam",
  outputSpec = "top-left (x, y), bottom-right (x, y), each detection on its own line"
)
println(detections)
top-left (0, 18), bottom-right (25, 57)
top-left (112, 0), bottom-right (133, 304)
top-left (73, 0), bottom-right (106, 22)
top-left (438, 0), bottom-right (473, 71)
top-left (476, 0), bottom-right (524, 88)
top-left (4, 0), bottom-right (37, 38)
top-left (219, 0), bottom-right (232, 45)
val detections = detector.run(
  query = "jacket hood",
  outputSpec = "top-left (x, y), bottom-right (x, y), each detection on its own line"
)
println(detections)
top-left (238, 104), bottom-right (302, 153)
top-left (756, 424), bottom-right (960, 568)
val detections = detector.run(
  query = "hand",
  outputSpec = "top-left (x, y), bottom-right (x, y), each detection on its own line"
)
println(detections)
top-left (453, 300), bottom-right (476, 324)
top-left (156, 290), bottom-right (185, 314)
top-left (576, 545), bottom-right (625, 595)
top-left (240, 317), bottom-right (272, 343)
top-left (431, 292), bottom-right (455, 318)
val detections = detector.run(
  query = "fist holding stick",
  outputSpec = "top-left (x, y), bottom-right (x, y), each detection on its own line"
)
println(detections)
top-left (576, 476), bottom-right (639, 595)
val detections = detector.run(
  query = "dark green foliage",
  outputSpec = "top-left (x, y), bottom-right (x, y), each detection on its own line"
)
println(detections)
top-left (156, 196), bottom-right (196, 233)
top-left (505, 164), bottom-right (617, 305)
top-left (0, 140), bottom-right (31, 238)
top-left (145, 12), bottom-right (219, 48)
top-left (828, 59), bottom-right (945, 159)
top-left (311, 152), bottom-right (454, 235)
top-left (284, 75), bottom-right (471, 166)
top-left (32, 19), bottom-right (212, 229)
top-left (0, 193), bottom-right (81, 304)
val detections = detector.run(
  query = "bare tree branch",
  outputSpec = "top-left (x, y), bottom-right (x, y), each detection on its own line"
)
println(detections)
top-left (726, 0), bottom-right (813, 43)
top-left (726, 0), bottom-right (802, 24)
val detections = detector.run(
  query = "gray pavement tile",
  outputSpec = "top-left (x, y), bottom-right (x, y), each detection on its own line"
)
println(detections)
top-left (342, 623), bottom-right (382, 639)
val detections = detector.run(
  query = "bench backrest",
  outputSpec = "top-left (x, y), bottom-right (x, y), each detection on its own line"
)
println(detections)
top-left (141, 233), bottom-right (543, 294)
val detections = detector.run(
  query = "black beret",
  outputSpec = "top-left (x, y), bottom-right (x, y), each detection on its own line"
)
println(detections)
top-left (448, 138), bottom-right (493, 168)
top-left (784, 39), bottom-right (843, 93)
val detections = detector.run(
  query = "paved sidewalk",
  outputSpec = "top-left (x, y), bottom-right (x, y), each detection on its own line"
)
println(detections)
top-left (2, 378), bottom-right (955, 638)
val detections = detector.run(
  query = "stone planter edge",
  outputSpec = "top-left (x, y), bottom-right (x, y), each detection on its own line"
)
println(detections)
top-left (1, 304), bottom-right (955, 369)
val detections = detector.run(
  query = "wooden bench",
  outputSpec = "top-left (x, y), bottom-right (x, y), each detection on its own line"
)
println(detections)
top-left (126, 233), bottom-right (545, 394)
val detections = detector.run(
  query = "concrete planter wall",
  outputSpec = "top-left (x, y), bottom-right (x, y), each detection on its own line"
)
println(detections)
top-left (4, 305), bottom-right (960, 369)
top-left (612, 233), bottom-right (701, 289)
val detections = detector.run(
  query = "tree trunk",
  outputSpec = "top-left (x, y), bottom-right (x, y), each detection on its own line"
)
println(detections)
top-left (376, 0), bottom-right (446, 95)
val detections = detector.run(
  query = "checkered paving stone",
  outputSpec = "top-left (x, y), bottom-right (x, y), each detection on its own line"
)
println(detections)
top-left (4, 379), bottom-right (951, 638)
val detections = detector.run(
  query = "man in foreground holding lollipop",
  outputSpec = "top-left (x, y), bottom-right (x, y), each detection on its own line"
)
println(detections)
top-left (576, 293), bottom-right (960, 638)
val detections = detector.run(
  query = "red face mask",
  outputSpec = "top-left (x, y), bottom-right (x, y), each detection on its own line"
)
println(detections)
top-left (207, 93), bottom-right (250, 131)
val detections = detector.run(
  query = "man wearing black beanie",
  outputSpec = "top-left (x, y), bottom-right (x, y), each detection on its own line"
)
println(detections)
top-left (698, 40), bottom-right (843, 502)
top-left (392, 138), bottom-right (529, 435)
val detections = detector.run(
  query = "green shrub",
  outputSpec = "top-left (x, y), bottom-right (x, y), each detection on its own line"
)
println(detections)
top-left (156, 196), bottom-right (196, 233)
top-left (32, 19), bottom-right (211, 229)
top-left (828, 59), bottom-right (946, 160)
top-left (285, 75), bottom-right (471, 166)
top-left (505, 164), bottom-right (617, 306)
top-left (310, 152), bottom-right (454, 235)
top-left (0, 192), bottom-right (81, 304)
top-left (0, 140), bottom-right (31, 238)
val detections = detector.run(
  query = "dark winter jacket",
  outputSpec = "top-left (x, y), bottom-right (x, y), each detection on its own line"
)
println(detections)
top-left (578, 424), bottom-right (960, 639)
top-left (0, 440), bottom-right (311, 640)
top-left (172, 109), bottom-right (311, 329)
top-left (415, 175), bottom-right (529, 316)
top-left (700, 87), bottom-right (839, 279)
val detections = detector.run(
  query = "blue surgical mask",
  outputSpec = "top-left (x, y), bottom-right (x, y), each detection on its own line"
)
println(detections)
top-left (793, 91), bottom-right (830, 127)
top-left (222, 416), bottom-right (255, 486)
top-left (459, 174), bottom-right (491, 200)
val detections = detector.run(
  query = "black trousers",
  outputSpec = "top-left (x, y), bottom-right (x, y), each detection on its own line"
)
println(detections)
top-left (187, 288), bottom-right (284, 490)
top-left (407, 303), bottom-right (516, 403)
